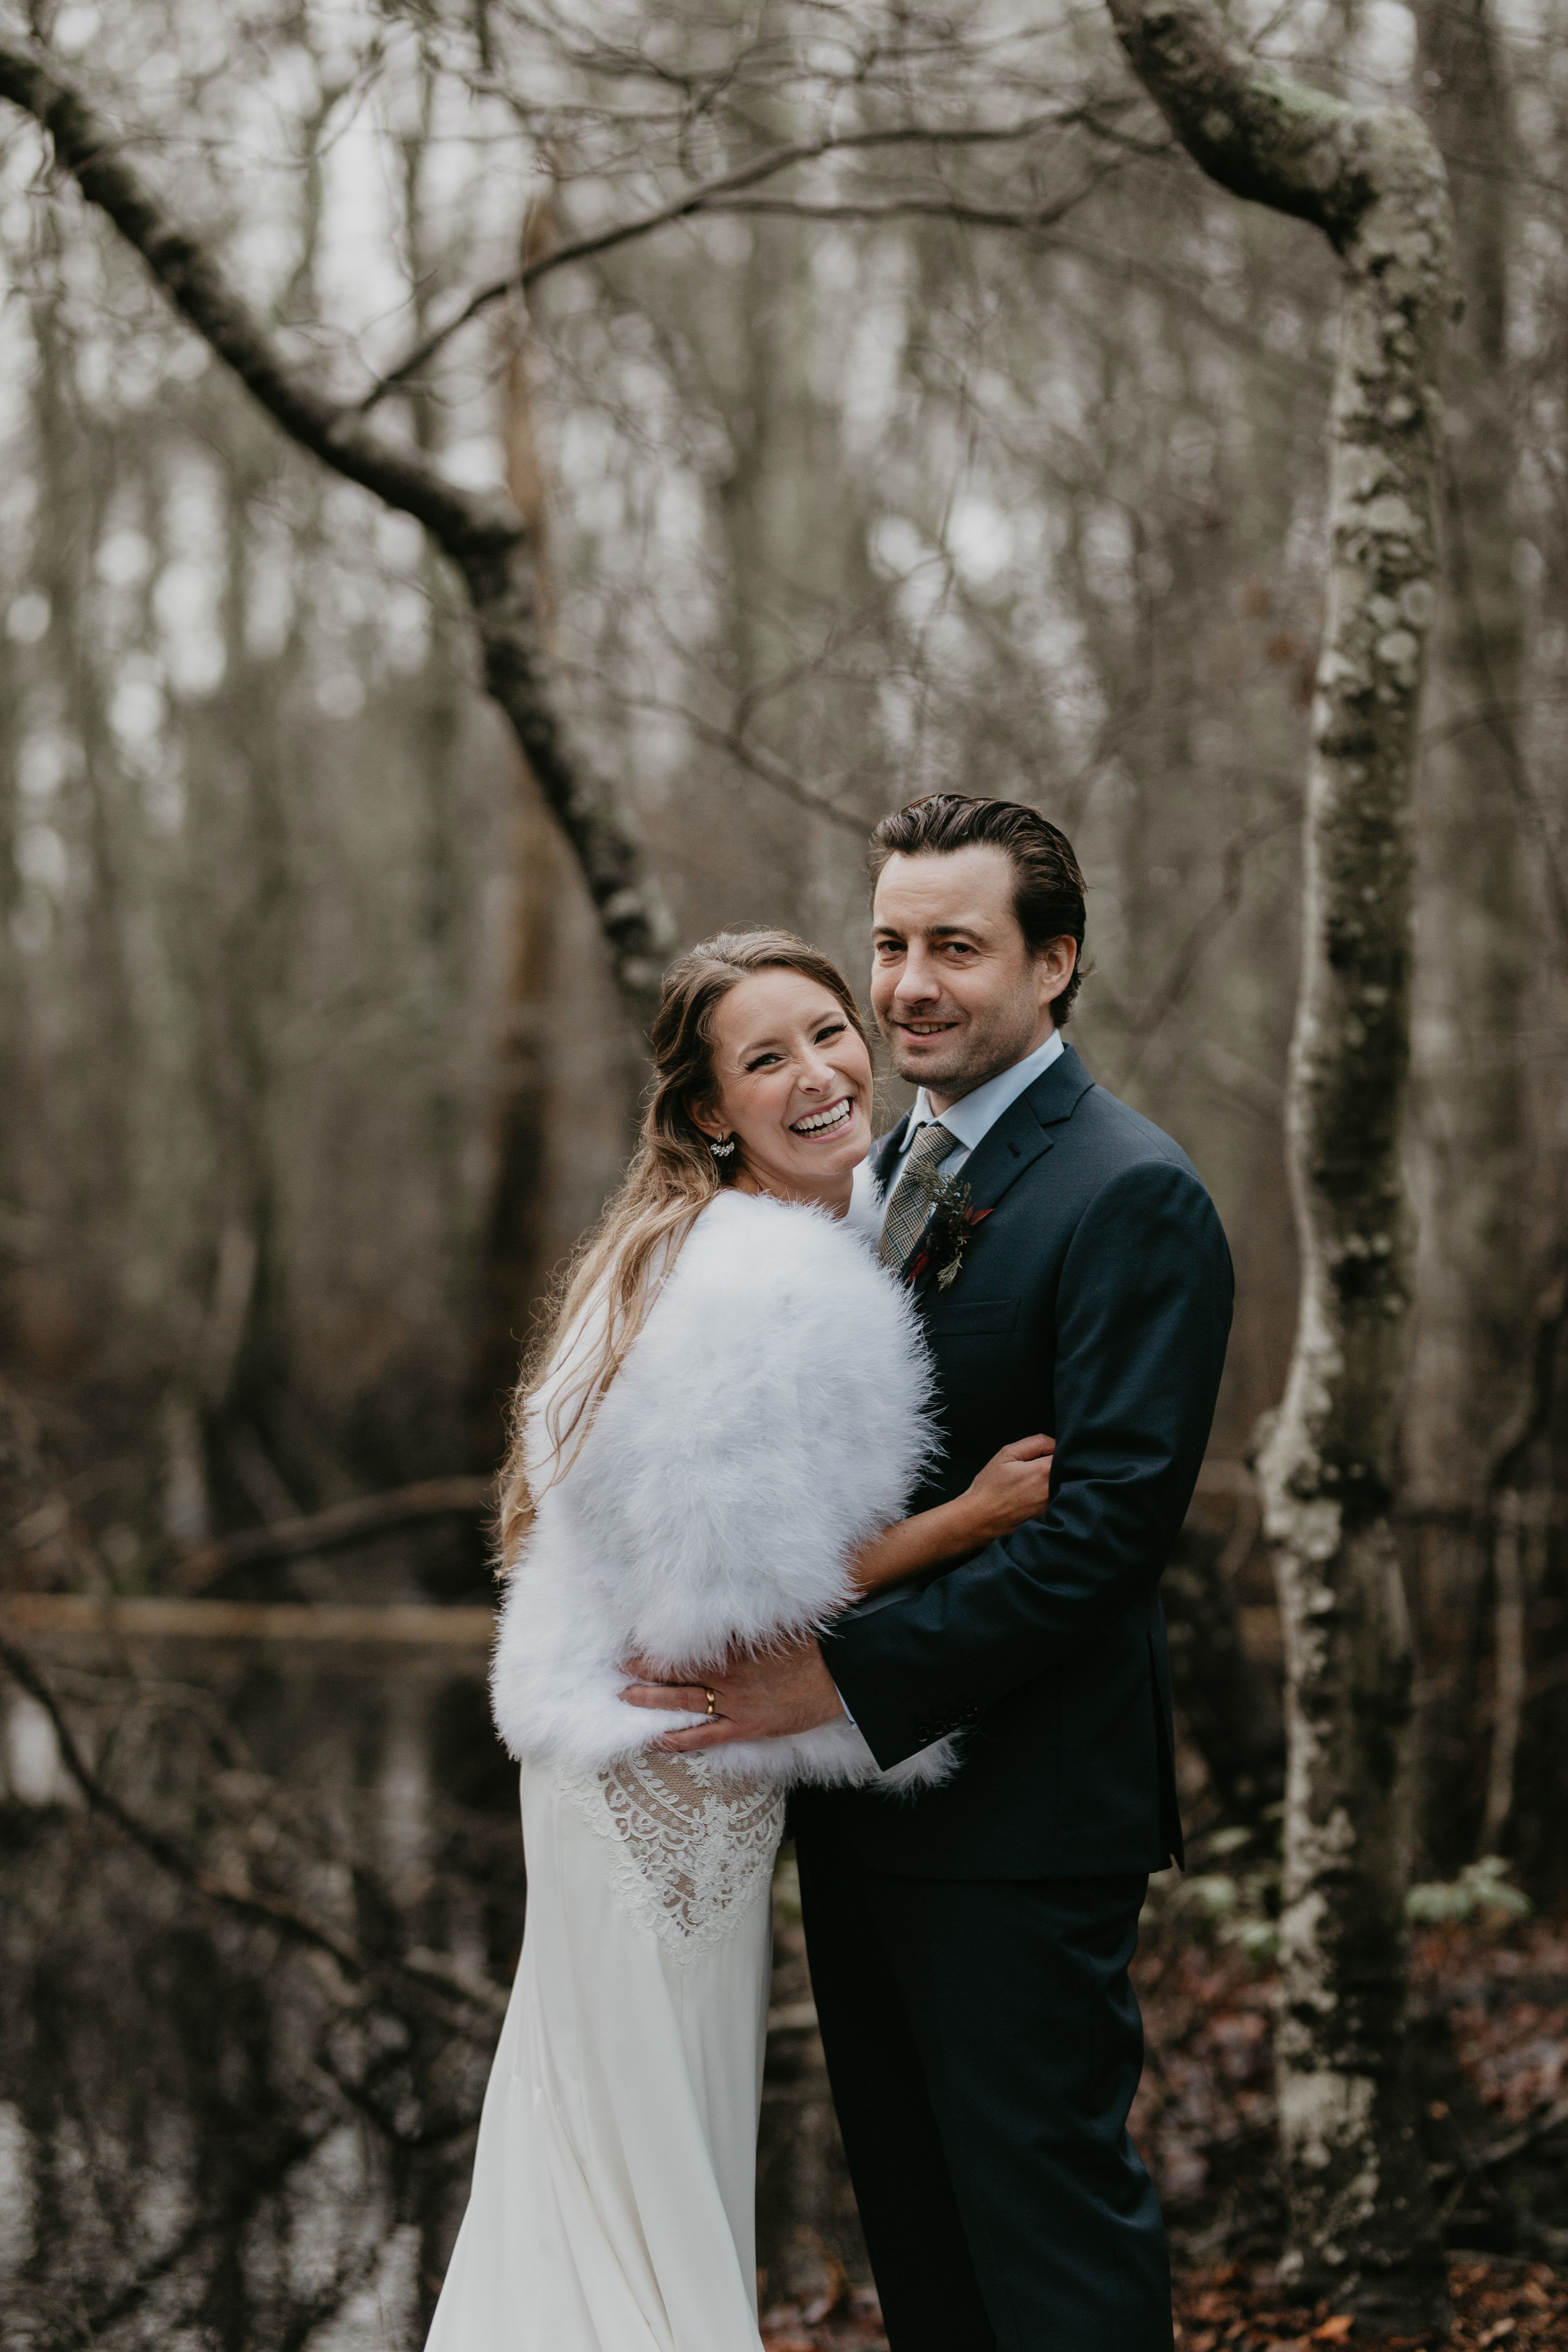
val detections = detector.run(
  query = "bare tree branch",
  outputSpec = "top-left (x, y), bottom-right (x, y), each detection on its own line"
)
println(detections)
top-left (79, 2117), bottom-right (342, 2338)
top-left (0, 1593), bottom-right (495, 1642)
top-left (691, 169), bottom-right (1123, 233)
top-left (356, 103), bottom-right (1150, 408)
top-left (0, 1632), bottom-right (506, 2021)
top-left (0, 1370), bottom-right (109, 1589)
top-left (558, 665), bottom-right (875, 834)
top-left (1107, 1), bottom-right (1386, 249)
top-left (1111, 807), bottom-right (1298, 1089)
top-left (0, 24), bottom-right (676, 1025)
top-left (1049, 228), bottom-right (1333, 387)
top-left (173, 1475), bottom-right (493, 1594)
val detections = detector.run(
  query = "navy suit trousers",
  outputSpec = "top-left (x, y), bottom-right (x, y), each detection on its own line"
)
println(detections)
top-left (797, 1826), bottom-right (1173, 2352)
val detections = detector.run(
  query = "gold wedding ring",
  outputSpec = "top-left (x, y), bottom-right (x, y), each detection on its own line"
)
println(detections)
top-left (704, 1688), bottom-right (718, 1716)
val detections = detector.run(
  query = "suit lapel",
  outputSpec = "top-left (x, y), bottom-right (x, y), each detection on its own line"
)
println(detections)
top-left (907, 1044), bottom-right (1096, 1304)
top-left (960, 1045), bottom-right (1095, 1215)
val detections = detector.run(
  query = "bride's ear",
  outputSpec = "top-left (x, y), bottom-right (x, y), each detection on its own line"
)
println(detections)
top-left (687, 1095), bottom-right (724, 1145)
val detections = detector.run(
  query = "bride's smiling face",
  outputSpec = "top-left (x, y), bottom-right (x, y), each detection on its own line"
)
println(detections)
top-left (692, 970), bottom-right (874, 1207)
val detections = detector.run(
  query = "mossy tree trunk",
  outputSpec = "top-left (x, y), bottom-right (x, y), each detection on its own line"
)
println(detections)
top-left (1105, 0), bottom-right (1455, 2323)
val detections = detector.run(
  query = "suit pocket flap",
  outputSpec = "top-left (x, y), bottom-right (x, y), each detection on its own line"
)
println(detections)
top-left (925, 1297), bottom-right (1020, 1337)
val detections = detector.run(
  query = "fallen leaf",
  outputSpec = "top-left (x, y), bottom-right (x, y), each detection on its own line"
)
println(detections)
top-left (1311, 2321), bottom-right (1354, 2343)
top-left (1478, 2325), bottom-right (1517, 2347)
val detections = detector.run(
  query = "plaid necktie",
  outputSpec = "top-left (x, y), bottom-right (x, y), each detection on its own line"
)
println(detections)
top-left (878, 1121), bottom-right (958, 1274)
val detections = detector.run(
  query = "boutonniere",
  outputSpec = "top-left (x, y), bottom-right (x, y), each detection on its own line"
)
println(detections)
top-left (905, 1173), bottom-right (994, 1291)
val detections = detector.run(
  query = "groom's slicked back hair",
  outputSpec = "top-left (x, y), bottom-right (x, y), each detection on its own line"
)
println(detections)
top-left (868, 793), bottom-right (1089, 1025)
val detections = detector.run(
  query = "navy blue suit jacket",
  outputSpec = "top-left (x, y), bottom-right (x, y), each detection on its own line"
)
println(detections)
top-left (802, 1042), bottom-right (1233, 1879)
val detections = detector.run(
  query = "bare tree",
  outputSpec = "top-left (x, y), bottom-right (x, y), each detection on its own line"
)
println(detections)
top-left (0, 28), bottom-right (678, 1030)
top-left (26, 0), bottom-right (1568, 2316)
top-left (0, 11), bottom-right (1135, 1033)
top-left (1105, 0), bottom-right (1455, 2323)
top-left (1402, 0), bottom-right (1535, 1866)
top-left (0, 4), bottom-right (1324, 1470)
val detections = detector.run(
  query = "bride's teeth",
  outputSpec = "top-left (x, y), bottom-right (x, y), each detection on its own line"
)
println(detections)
top-left (794, 1099), bottom-right (851, 1135)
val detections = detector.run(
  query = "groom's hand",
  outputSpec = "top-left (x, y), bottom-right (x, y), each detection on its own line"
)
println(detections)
top-left (618, 1634), bottom-right (845, 1752)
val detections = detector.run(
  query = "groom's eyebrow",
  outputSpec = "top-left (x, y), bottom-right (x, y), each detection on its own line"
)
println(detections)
top-left (873, 919), bottom-right (985, 945)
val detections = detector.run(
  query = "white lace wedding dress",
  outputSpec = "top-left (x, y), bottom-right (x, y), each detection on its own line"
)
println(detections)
top-left (432, 1191), bottom-right (942, 2348)
top-left (425, 1749), bottom-right (786, 2351)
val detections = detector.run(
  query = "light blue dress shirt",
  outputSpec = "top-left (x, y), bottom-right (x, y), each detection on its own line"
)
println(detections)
top-left (859, 1026), bottom-right (1066, 1223)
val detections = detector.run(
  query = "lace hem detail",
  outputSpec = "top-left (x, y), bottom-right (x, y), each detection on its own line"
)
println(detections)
top-left (556, 1749), bottom-right (786, 1958)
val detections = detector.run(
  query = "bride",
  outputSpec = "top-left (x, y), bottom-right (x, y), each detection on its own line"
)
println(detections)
top-left (425, 928), bottom-right (1054, 2352)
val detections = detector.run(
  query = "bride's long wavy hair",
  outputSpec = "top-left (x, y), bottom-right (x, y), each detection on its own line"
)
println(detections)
top-left (496, 928), bottom-right (871, 1567)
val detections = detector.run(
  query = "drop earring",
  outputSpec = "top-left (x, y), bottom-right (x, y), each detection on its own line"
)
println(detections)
top-left (709, 1135), bottom-right (736, 1160)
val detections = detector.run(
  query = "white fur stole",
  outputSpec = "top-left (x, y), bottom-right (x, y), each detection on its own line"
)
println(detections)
top-left (489, 1189), bottom-right (955, 1792)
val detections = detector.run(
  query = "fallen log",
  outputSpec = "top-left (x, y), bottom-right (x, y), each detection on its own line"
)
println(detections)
top-left (174, 1475), bottom-right (494, 1592)
top-left (0, 1593), bottom-right (495, 1644)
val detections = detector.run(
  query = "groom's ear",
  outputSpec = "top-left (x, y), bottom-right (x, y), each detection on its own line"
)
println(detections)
top-left (1037, 936), bottom-right (1078, 1002)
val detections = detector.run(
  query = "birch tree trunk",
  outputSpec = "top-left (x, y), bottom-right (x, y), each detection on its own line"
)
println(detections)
top-left (1404, 0), bottom-right (1532, 1867)
top-left (1104, 0), bottom-right (1454, 2321)
top-left (0, 30), bottom-right (676, 1032)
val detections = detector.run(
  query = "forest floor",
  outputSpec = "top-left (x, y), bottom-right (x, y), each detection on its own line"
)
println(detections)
top-left (758, 2262), bottom-right (1568, 2349)
top-left (760, 1913), bottom-right (1568, 2352)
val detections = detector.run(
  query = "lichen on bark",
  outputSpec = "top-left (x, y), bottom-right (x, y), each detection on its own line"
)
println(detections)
top-left (1106, 0), bottom-right (1454, 2323)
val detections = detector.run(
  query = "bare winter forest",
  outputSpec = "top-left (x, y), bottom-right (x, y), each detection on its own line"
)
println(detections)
top-left (3, 0), bottom-right (1568, 2344)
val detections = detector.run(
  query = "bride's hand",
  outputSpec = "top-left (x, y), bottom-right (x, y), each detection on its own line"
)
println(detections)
top-left (961, 1434), bottom-right (1056, 1544)
top-left (845, 1435), bottom-right (1058, 1595)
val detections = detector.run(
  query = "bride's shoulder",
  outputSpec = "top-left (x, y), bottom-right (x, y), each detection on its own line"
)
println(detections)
top-left (619, 1187), bottom-right (918, 1402)
top-left (680, 1184), bottom-right (886, 1293)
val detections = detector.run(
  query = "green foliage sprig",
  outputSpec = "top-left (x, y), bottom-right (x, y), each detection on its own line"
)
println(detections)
top-left (1405, 1855), bottom-right (1532, 1926)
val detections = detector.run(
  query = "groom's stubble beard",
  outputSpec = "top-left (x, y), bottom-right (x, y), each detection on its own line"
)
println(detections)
top-left (875, 983), bottom-right (1049, 1106)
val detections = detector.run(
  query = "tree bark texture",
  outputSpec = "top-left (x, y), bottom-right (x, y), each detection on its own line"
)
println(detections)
top-left (467, 293), bottom-right (575, 1468)
top-left (1404, 0), bottom-right (1532, 1868)
top-left (1105, 0), bottom-right (1454, 2321)
top-left (0, 31), bottom-right (676, 1031)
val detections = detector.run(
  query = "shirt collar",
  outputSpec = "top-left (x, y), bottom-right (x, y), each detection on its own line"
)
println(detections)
top-left (906, 1028), bottom-right (1066, 1155)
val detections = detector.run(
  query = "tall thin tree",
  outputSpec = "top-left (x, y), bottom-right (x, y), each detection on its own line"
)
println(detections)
top-left (1404, 0), bottom-right (1534, 1865)
top-left (1104, 0), bottom-right (1455, 2323)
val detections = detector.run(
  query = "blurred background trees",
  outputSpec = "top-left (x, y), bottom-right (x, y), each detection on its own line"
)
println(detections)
top-left (3, 0), bottom-right (1568, 2342)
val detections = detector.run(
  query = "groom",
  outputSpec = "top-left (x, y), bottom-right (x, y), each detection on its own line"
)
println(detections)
top-left (623, 793), bottom-right (1232, 2351)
